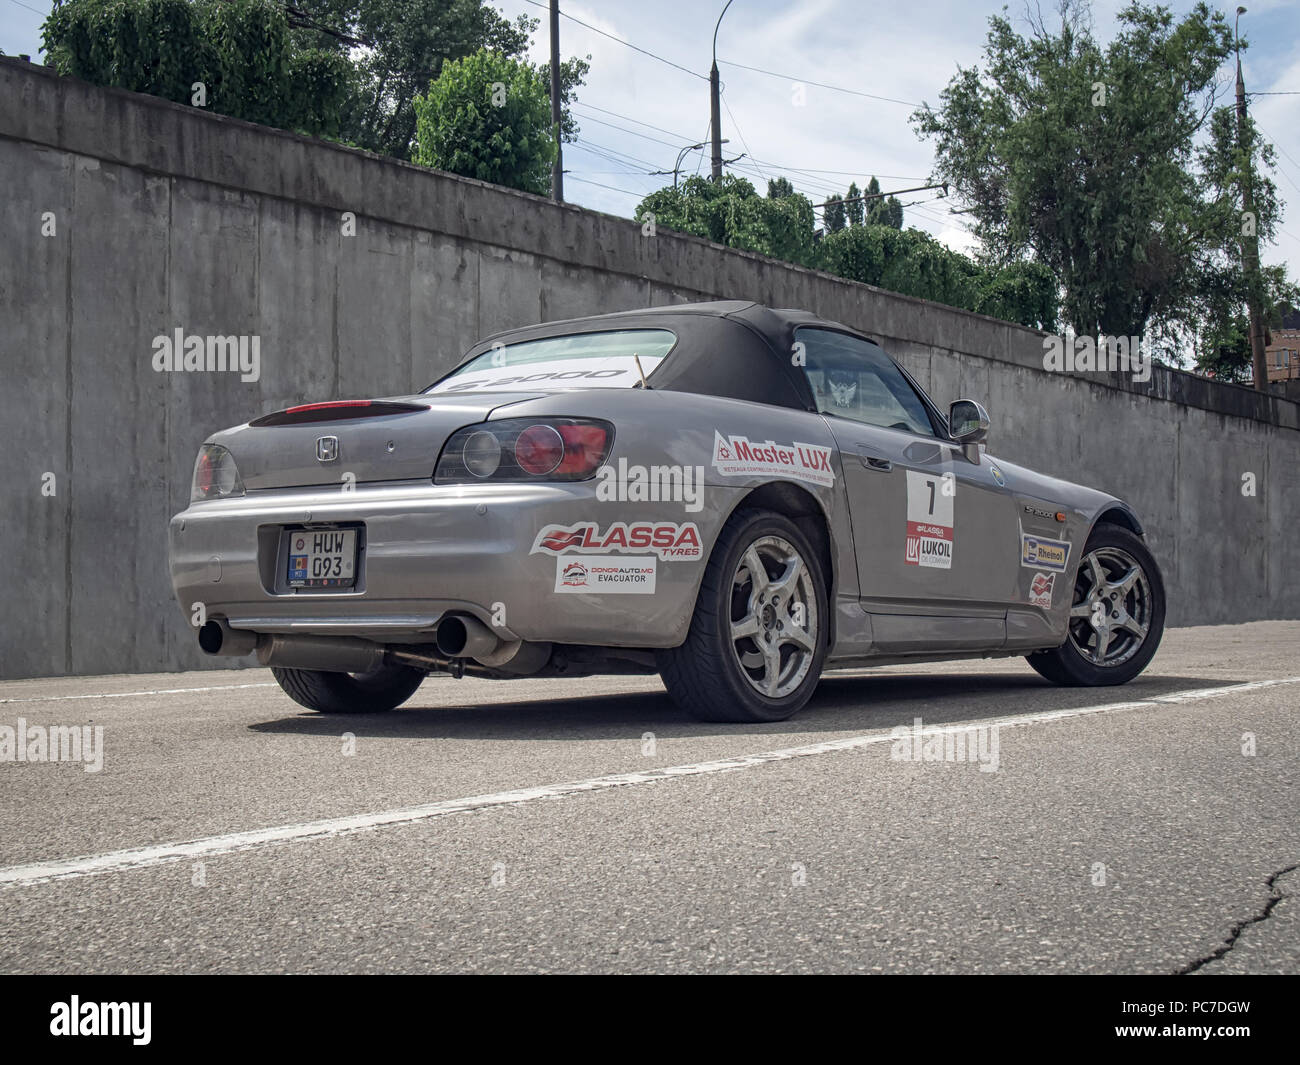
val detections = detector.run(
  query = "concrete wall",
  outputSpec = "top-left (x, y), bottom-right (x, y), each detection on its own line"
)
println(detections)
top-left (2, 57), bottom-right (1297, 679)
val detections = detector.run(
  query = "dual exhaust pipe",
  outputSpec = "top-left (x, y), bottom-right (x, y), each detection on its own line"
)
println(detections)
top-left (198, 616), bottom-right (550, 676)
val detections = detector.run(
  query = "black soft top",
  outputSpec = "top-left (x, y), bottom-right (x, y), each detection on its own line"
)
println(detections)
top-left (450, 300), bottom-right (896, 412)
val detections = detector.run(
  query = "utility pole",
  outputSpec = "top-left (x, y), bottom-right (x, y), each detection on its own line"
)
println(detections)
top-left (550, 0), bottom-right (563, 203)
top-left (1236, 7), bottom-right (1267, 392)
top-left (710, 0), bottom-right (734, 182)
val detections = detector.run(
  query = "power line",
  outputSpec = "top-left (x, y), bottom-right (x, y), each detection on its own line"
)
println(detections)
top-left (519, 0), bottom-right (707, 81)
top-left (565, 175), bottom-right (649, 198)
top-left (718, 58), bottom-right (922, 107)
top-left (572, 102), bottom-right (697, 144)
top-left (6, 0), bottom-right (45, 16)
top-left (568, 110), bottom-right (685, 150)
top-left (720, 92), bottom-right (765, 181)
top-left (573, 100), bottom-right (926, 193)
top-left (572, 138), bottom-right (671, 178)
top-left (1251, 121), bottom-right (1300, 200)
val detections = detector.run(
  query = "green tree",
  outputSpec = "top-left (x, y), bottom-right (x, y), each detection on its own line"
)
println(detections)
top-left (818, 223), bottom-right (1055, 329)
top-left (638, 175), bottom-right (818, 267)
top-left (638, 176), bottom-right (1053, 330)
top-left (412, 49), bottom-right (557, 195)
top-left (767, 176), bottom-right (795, 199)
top-left (1188, 102), bottom-right (1291, 377)
top-left (823, 193), bottom-right (847, 233)
top-left (285, 1), bottom-right (588, 160)
top-left (913, 0), bottom-right (1241, 339)
top-left (42, 0), bottom-right (353, 137)
top-left (284, 0), bottom-right (535, 159)
top-left (863, 176), bottom-right (904, 229)
top-left (845, 181), bottom-right (863, 226)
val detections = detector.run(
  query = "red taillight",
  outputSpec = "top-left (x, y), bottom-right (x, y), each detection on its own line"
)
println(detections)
top-left (194, 449), bottom-right (215, 495)
top-left (434, 418), bottom-right (614, 484)
top-left (555, 424), bottom-right (610, 475)
top-left (514, 424), bottom-right (565, 475)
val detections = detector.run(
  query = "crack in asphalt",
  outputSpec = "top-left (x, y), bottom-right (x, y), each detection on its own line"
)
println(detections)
top-left (1177, 863), bottom-right (1299, 974)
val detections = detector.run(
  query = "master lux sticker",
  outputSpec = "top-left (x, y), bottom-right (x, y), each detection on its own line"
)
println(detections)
top-left (711, 432), bottom-right (834, 487)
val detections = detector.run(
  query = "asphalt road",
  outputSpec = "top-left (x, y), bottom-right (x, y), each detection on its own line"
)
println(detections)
top-left (1, 621), bottom-right (1297, 974)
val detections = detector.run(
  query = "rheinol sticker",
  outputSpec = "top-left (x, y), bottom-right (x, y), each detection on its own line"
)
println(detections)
top-left (905, 469), bottom-right (954, 569)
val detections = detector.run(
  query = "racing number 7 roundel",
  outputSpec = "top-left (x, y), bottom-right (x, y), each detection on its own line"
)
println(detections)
top-left (905, 469), bottom-right (954, 569)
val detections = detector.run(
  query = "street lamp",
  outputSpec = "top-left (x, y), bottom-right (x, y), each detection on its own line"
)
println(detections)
top-left (675, 143), bottom-right (705, 188)
top-left (671, 140), bottom-right (730, 188)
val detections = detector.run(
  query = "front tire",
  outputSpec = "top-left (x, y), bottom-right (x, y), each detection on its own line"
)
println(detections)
top-left (271, 663), bottom-right (426, 713)
top-left (658, 508), bottom-right (828, 722)
top-left (1026, 523), bottom-right (1165, 686)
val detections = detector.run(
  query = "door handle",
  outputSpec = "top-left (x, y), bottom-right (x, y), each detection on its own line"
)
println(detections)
top-left (858, 448), bottom-right (892, 472)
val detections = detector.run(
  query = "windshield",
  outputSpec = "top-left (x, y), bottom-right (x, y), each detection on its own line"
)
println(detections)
top-left (426, 329), bottom-right (677, 394)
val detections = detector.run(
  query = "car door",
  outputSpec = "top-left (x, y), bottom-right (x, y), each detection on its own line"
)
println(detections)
top-left (797, 328), bottom-right (1020, 653)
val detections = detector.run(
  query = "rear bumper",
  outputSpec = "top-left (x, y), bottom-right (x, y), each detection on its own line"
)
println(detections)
top-left (168, 481), bottom-right (720, 648)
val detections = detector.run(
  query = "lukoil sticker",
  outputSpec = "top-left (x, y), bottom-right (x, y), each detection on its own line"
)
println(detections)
top-left (905, 469), bottom-right (954, 569)
top-left (711, 432), bottom-right (834, 487)
top-left (1028, 571), bottom-right (1055, 608)
top-left (1021, 533), bottom-right (1070, 571)
top-left (531, 521), bottom-right (702, 560)
top-left (555, 555), bottom-right (657, 594)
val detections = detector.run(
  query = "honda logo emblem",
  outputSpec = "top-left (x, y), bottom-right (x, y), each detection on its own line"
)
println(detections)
top-left (316, 436), bottom-right (339, 462)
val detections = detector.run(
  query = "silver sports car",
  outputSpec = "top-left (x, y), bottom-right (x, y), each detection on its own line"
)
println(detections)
top-left (169, 301), bottom-right (1166, 722)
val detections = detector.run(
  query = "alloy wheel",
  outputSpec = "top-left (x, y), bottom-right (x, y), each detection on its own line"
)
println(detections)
top-left (729, 535), bottom-right (818, 698)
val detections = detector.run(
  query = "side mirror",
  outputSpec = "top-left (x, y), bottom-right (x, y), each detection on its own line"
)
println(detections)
top-left (949, 399), bottom-right (990, 443)
top-left (949, 399), bottom-right (990, 463)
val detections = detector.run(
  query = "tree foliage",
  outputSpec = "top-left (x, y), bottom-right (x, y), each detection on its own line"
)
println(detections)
top-left (42, 0), bottom-right (587, 165)
top-left (864, 176), bottom-right (904, 229)
top-left (42, 0), bottom-right (353, 137)
top-left (845, 181), bottom-right (863, 227)
top-left (284, 0), bottom-right (536, 159)
top-left (412, 49), bottom-right (557, 196)
top-left (819, 224), bottom-right (1058, 329)
top-left (636, 176), bottom-right (1056, 330)
top-left (767, 176), bottom-right (795, 199)
top-left (910, 0), bottom-right (1289, 348)
top-left (639, 175), bottom-right (818, 268)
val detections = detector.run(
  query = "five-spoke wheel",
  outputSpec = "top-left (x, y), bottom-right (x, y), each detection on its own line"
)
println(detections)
top-left (1028, 522), bottom-right (1165, 686)
top-left (658, 509), bottom-right (828, 721)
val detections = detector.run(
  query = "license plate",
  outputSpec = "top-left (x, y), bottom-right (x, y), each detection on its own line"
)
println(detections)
top-left (287, 529), bottom-right (357, 587)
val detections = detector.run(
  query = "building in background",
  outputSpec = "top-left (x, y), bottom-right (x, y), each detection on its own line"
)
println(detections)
top-left (1266, 309), bottom-right (1300, 384)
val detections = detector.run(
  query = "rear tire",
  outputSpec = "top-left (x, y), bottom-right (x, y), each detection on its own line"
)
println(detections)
top-left (1026, 523), bottom-right (1165, 686)
top-left (658, 508), bottom-right (828, 723)
top-left (271, 663), bottom-right (426, 713)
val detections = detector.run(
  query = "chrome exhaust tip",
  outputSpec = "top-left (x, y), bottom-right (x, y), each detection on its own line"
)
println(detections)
top-left (197, 619), bottom-right (259, 657)
top-left (435, 615), bottom-right (501, 660)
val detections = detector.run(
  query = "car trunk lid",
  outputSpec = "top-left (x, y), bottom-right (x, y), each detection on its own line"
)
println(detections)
top-left (215, 393), bottom-right (541, 490)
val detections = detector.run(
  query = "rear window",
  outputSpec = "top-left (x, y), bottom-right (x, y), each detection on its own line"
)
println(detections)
top-left (427, 329), bottom-right (676, 394)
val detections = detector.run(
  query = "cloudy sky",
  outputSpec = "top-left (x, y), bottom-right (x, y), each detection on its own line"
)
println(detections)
top-left (3, 0), bottom-right (1297, 271)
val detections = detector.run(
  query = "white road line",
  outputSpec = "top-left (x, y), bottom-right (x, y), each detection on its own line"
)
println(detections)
top-left (0, 682), bottom-right (277, 705)
top-left (2, 675), bottom-right (1297, 889)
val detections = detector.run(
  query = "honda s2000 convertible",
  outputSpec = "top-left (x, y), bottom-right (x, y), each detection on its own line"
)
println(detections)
top-left (169, 301), bottom-right (1166, 722)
